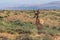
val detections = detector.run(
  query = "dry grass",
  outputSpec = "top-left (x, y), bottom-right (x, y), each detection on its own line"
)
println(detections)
top-left (0, 10), bottom-right (60, 40)
top-left (0, 32), bottom-right (18, 40)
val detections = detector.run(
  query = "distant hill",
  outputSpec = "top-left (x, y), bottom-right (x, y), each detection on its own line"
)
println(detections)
top-left (1, 1), bottom-right (60, 10)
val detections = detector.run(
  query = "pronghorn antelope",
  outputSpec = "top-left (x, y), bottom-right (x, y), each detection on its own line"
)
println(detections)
top-left (33, 10), bottom-right (43, 34)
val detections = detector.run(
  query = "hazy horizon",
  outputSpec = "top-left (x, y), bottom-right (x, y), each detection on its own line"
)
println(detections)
top-left (0, 0), bottom-right (60, 8)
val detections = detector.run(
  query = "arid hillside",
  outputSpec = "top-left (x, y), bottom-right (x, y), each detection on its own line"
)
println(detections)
top-left (0, 10), bottom-right (60, 40)
top-left (0, 10), bottom-right (60, 26)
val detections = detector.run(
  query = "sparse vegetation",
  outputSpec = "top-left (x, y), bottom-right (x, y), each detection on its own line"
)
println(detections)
top-left (0, 10), bottom-right (60, 40)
